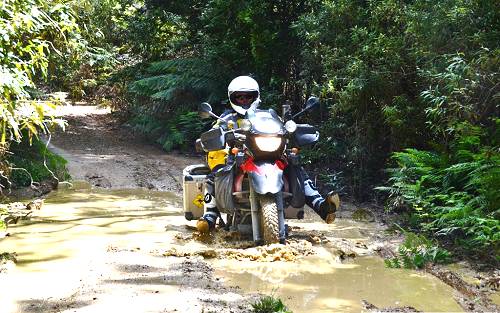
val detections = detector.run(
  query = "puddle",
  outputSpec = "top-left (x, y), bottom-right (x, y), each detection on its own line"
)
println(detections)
top-left (0, 182), bottom-right (183, 312)
top-left (1, 182), bottom-right (182, 269)
top-left (0, 182), bottom-right (464, 312)
top-left (491, 291), bottom-right (500, 306)
top-left (214, 255), bottom-right (464, 312)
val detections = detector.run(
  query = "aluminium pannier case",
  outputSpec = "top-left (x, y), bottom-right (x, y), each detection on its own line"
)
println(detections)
top-left (182, 164), bottom-right (210, 220)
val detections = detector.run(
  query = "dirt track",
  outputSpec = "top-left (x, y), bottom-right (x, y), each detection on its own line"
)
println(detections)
top-left (2, 104), bottom-right (498, 313)
top-left (49, 105), bottom-right (199, 192)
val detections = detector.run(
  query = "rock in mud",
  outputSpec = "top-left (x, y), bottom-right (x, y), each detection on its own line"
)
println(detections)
top-left (85, 174), bottom-right (112, 188)
top-left (8, 178), bottom-right (58, 199)
top-left (26, 199), bottom-right (44, 210)
top-left (0, 252), bottom-right (17, 273)
top-left (0, 201), bottom-right (39, 225)
top-left (199, 249), bottom-right (217, 259)
top-left (352, 207), bottom-right (376, 222)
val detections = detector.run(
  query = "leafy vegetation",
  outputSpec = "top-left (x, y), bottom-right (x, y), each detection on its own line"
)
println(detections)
top-left (0, 0), bottom-right (71, 145)
top-left (378, 122), bottom-right (499, 259)
top-left (252, 295), bottom-right (292, 313)
top-left (8, 139), bottom-right (69, 187)
top-left (0, 0), bottom-right (82, 193)
top-left (385, 231), bottom-right (451, 269)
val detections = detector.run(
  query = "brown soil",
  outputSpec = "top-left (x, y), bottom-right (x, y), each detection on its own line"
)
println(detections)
top-left (49, 105), bottom-right (198, 192)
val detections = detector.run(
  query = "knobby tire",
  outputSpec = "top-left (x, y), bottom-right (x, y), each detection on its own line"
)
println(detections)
top-left (259, 195), bottom-right (279, 244)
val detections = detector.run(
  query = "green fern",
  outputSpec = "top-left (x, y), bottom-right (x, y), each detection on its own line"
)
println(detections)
top-left (130, 110), bottom-right (209, 152)
top-left (129, 57), bottom-right (228, 108)
top-left (378, 121), bottom-right (499, 257)
top-left (386, 231), bottom-right (451, 269)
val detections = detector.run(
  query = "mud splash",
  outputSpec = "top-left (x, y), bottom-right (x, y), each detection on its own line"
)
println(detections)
top-left (164, 238), bottom-right (315, 262)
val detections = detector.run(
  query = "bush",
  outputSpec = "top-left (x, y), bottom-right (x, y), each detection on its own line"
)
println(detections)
top-left (252, 295), bottom-right (292, 313)
top-left (8, 139), bottom-right (70, 187)
top-left (385, 231), bottom-right (451, 269)
top-left (129, 110), bottom-right (210, 152)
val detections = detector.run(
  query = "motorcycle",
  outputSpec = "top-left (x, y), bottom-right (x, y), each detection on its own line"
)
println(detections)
top-left (182, 97), bottom-right (320, 245)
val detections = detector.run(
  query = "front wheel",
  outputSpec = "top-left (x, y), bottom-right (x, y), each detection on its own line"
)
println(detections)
top-left (259, 196), bottom-right (279, 244)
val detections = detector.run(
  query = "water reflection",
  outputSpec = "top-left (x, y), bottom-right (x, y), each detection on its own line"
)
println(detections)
top-left (214, 253), bottom-right (464, 312)
top-left (0, 182), bottom-right (181, 272)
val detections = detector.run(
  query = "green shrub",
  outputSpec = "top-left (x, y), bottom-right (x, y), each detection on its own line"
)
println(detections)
top-left (377, 121), bottom-right (499, 259)
top-left (130, 110), bottom-right (209, 152)
top-left (8, 139), bottom-right (70, 187)
top-left (385, 231), bottom-right (451, 269)
top-left (252, 295), bottom-right (292, 313)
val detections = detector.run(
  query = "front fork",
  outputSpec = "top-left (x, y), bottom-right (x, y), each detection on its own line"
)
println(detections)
top-left (275, 191), bottom-right (286, 244)
top-left (249, 183), bottom-right (286, 244)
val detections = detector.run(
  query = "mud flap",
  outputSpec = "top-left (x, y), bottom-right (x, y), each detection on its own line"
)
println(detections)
top-left (214, 163), bottom-right (235, 213)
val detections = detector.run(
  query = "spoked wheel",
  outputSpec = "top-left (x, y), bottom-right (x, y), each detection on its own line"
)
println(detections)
top-left (259, 195), bottom-right (279, 244)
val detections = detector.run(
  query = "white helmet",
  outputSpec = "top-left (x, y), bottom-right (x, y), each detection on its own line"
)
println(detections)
top-left (227, 76), bottom-right (260, 115)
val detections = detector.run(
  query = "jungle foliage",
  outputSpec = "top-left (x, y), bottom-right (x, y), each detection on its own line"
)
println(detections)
top-left (0, 0), bottom-right (72, 145)
top-left (378, 121), bottom-right (499, 259)
top-left (0, 0), bottom-right (125, 193)
top-left (0, 0), bottom-right (77, 194)
top-left (1, 1), bottom-right (498, 258)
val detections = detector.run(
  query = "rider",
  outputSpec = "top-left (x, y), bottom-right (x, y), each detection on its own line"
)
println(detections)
top-left (196, 75), bottom-right (340, 233)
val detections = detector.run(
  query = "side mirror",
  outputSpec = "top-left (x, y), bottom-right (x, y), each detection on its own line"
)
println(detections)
top-left (292, 96), bottom-right (320, 119)
top-left (199, 102), bottom-right (213, 119)
top-left (305, 96), bottom-right (320, 111)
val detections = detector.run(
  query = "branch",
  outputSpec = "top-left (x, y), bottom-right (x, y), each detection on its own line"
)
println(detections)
top-left (41, 134), bottom-right (73, 188)
top-left (41, 133), bottom-right (59, 184)
top-left (10, 167), bottom-right (34, 187)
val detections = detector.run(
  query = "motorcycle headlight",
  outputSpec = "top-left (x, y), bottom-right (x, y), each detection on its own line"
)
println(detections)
top-left (284, 120), bottom-right (297, 133)
top-left (254, 136), bottom-right (283, 152)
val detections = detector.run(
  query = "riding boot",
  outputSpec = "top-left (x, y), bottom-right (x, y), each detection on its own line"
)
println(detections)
top-left (316, 192), bottom-right (340, 223)
top-left (304, 177), bottom-right (340, 224)
top-left (196, 173), bottom-right (219, 233)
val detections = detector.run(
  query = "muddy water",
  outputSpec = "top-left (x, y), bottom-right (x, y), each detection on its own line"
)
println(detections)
top-left (1, 182), bottom-right (183, 269)
top-left (0, 182), bottom-right (185, 312)
top-left (215, 256), bottom-right (463, 312)
top-left (1, 184), bottom-right (463, 312)
top-left (213, 216), bottom-right (464, 312)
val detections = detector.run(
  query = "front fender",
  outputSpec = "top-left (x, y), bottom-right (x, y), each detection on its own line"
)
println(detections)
top-left (247, 161), bottom-right (284, 194)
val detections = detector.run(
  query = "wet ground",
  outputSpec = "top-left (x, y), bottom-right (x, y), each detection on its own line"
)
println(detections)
top-left (1, 104), bottom-right (498, 312)
top-left (0, 182), bottom-right (465, 313)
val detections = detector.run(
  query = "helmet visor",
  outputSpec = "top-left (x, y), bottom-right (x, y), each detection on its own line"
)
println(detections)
top-left (232, 91), bottom-right (257, 108)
